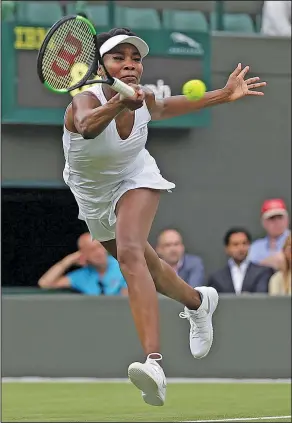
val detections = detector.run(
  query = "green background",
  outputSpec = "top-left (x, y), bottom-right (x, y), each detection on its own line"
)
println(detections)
top-left (1, 23), bottom-right (211, 127)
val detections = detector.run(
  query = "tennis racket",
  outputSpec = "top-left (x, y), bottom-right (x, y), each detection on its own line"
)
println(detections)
top-left (37, 15), bottom-right (135, 97)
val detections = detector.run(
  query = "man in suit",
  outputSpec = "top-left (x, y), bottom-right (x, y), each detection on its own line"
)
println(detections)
top-left (156, 228), bottom-right (205, 288)
top-left (207, 228), bottom-right (274, 294)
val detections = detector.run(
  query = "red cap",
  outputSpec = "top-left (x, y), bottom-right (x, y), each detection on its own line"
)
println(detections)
top-left (261, 199), bottom-right (288, 219)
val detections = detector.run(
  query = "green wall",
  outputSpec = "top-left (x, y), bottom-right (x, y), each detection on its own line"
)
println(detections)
top-left (2, 295), bottom-right (291, 378)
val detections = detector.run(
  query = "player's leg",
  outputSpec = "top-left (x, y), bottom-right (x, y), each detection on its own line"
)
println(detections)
top-left (144, 242), bottom-right (219, 359)
top-left (102, 239), bottom-right (202, 309)
top-left (145, 243), bottom-right (201, 307)
top-left (113, 188), bottom-right (166, 406)
top-left (102, 238), bottom-right (215, 313)
top-left (102, 219), bottom-right (218, 360)
top-left (114, 188), bottom-right (160, 357)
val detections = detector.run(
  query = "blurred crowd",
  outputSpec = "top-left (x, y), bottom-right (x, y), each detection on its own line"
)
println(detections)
top-left (7, 0), bottom-right (288, 296)
top-left (38, 198), bottom-right (291, 297)
top-left (1, 1), bottom-right (291, 37)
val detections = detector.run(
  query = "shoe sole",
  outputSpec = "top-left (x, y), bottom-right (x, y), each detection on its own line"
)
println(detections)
top-left (193, 287), bottom-right (219, 359)
top-left (128, 363), bottom-right (165, 406)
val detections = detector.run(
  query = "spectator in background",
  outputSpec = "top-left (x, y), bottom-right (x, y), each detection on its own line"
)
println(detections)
top-left (249, 199), bottom-right (290, 270)
top-left (207, 228), bottom-right (273, 294)
top-left (38, 233), bottom-right (128, 296)
top-left (269, 234), bottom-right (291, 295)
top-left (156, 229), bottom-right (205, 288)
top-left (261, 1), bottom-right (291, 37)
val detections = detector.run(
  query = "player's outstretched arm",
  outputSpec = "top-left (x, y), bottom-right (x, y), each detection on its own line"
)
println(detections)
top-left (146, 63), bottom-right (267, 121)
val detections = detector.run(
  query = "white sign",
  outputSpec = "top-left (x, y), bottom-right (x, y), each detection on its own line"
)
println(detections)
top-left (168, 32), bottom-right (204, 56)
top-left (144, 79), bottom-right (171, 99)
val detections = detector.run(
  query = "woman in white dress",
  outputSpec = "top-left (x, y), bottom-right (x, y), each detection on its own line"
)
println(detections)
top-left (63, 27), bottom-right (266, 406)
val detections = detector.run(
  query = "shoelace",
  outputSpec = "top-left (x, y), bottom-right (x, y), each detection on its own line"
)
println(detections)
top-left (179, 311), bottom-right (189, 320)
top-left (179, 311), bottom-right (209, 338)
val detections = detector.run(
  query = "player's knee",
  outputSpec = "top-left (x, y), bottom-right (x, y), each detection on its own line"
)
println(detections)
top-left (117, 243), bottom-right (146, 274)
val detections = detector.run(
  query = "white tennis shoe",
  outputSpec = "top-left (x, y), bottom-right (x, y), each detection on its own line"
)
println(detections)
top-left (128, 354), bottom-right (166, 406)
top-left (179, 286), bottom-right (219, 359)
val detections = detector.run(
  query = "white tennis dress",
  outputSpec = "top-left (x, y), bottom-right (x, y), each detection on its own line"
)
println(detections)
top-left (62, 84), bottom-right (175, 241)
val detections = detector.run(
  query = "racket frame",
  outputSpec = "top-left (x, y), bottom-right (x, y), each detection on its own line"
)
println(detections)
top-left (37, 15), bottom-right (99, 93)
top-left (37, 15), bottom-right (135, 97)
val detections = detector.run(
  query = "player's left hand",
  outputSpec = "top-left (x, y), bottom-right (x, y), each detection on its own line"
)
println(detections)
top-left (119, 84), bottom-right (145, 111)
top-left (224, 63), bottom-right (267, 102)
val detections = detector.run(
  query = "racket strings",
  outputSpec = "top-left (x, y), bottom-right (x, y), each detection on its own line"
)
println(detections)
top-left (42, 19), bottom-right (96, 90)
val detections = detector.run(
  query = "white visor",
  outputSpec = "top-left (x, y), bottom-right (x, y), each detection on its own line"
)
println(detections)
top-left (100, 34), bottom-right (149, 58)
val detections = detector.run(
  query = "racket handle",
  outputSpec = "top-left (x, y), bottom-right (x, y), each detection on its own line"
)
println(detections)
top-left (111, 78), bottom-right (135, 98)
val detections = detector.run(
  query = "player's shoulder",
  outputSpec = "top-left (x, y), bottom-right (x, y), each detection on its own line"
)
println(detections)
top-left (72, 89), bottom-right (101, 107)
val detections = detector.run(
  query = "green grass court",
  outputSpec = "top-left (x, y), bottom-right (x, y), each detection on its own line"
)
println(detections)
top-left (2, 382), bottom-right (291, 422)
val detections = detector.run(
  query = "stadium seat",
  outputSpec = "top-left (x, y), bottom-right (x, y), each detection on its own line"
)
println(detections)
top-left (15, 1), bottom-right (63, 25)
top-left (66, 3), bottom-right (109, 27)
top-left (162, 10), bottom-right (208, 31)
top-left (119, 1), bottom-right (215, 14)
top-left (211, 12), bottom-right (255, 33)
top-left (115, 6), bottom-right (161, 30)
top-left (1, 1), bottom-right (15, 21)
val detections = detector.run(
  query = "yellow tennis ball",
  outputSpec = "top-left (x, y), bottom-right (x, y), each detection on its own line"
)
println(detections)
top-left (182, 79), bottom-right (206, 100)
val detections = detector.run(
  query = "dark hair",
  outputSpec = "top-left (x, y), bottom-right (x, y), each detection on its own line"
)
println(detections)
top-left (96, 28), bottom-right (137, 51)
top-left (223, 227), bottom-right (252, 246)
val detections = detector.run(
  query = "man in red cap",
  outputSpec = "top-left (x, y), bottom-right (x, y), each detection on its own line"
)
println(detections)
top-left (249, 199), bottom-right (290, 270)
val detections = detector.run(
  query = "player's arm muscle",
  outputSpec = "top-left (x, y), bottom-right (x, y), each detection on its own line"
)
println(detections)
top-left (71, 91), bottom-right (126, 139)
top-left (145, 88), bottom-right (230, 121)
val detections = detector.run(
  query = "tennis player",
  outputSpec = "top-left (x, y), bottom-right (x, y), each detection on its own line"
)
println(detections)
top-left (63, 27), bottom-right (266, 406)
